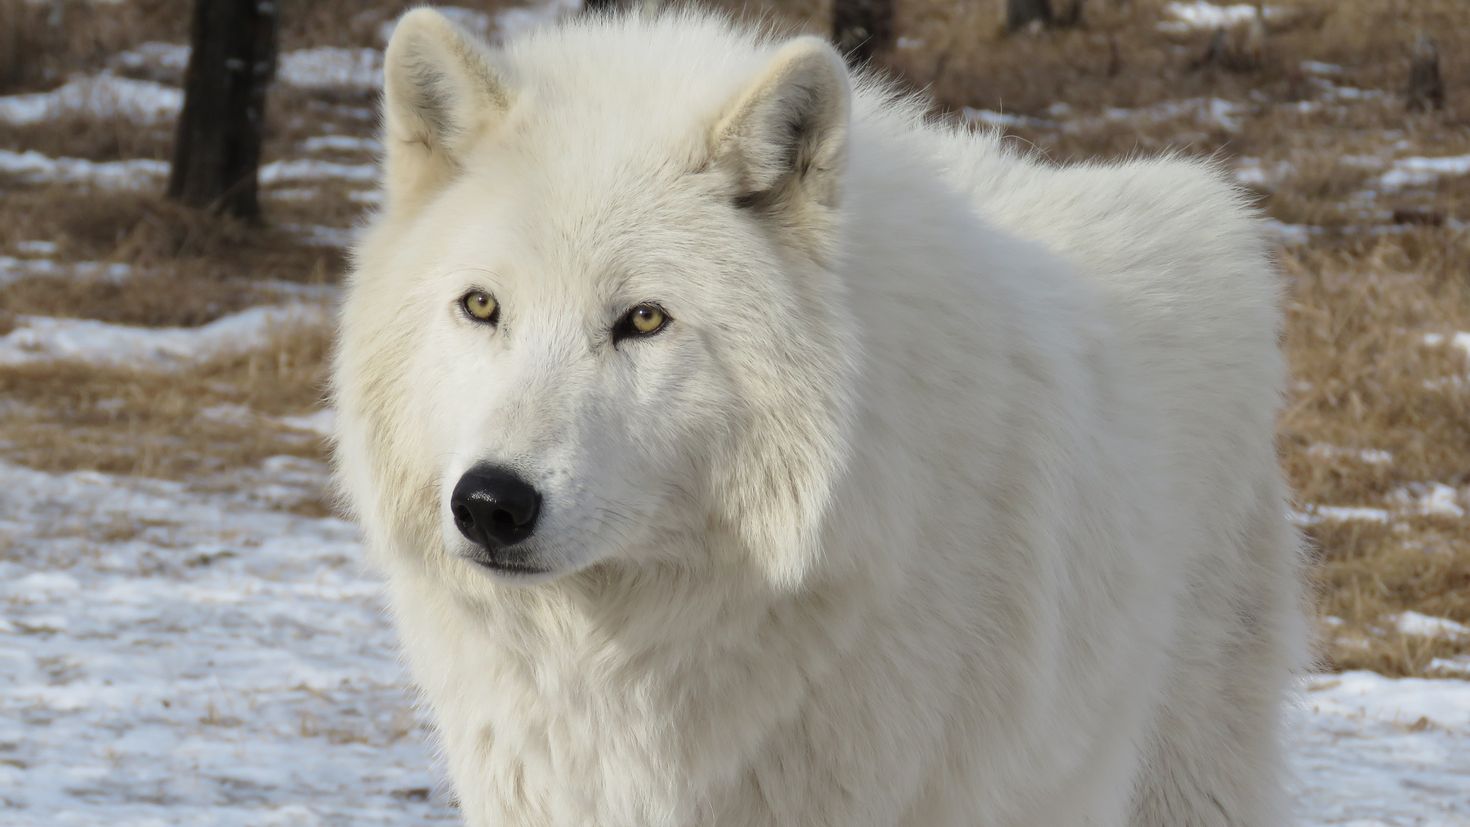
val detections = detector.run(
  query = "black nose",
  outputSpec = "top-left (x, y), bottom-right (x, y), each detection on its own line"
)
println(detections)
top-left (450, 465), bottom-right (542, 550)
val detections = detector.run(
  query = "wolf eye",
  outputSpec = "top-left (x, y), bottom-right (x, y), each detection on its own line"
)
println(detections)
top-left (460, 291), bottom-right (499, 324)
top-left (613, 303), bottom-right (669, 342)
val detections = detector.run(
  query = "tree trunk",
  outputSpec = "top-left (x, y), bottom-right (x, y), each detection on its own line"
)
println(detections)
top-left (1006, 0), bottom-right (1051, 31)
top-left (832, 0), bottom-right (894, 65)
top-left (167, 0), bottom-right (277, 220)
top-left (1408, 34), bottom-right (1444, 112)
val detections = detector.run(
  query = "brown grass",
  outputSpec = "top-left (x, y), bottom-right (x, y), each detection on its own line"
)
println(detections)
top-left (0, 0), bottom-right (1466, 675)
top-left (0, 190), bottom-right (345, 289)
top-left (0, 322), bottom-right (332, 481)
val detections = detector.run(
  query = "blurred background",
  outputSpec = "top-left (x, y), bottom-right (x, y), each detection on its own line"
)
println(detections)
top-left (0, 0), bottom-right (1466, 823)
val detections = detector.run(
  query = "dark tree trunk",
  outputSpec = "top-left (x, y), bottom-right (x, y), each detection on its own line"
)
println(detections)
top-left (167, 0), bottom-right (277, 220)
top-left (832, 0), bottom-right (894, 65)
top-left (1006, 0), bottom-right (1052, 31)
top-left (1408, 35), bottom-right (1444, 112)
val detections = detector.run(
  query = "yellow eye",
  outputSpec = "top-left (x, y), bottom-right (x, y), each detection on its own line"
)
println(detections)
top-left (616, 303), bottom-right (668, 341)
top-left (460, 291), bottom-right (498, 323)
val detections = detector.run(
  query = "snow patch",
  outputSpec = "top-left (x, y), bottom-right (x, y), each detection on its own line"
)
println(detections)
top-left (260, 158), bottom-right (378, 184)
top-left (1379, 155), bottom-right (1470, 189)
top-left (0, 73), bottom-right (181, 125)
top-left (1158, 2), bottom-right (1281, 33)
top-left (963, 108), bottom-right (1054, 129)
top-left (1306, 444), bottom-right (1393, 465)
top-left (113, 41), bottom-right (191, 76)
top-left (302, 134), bottom-right (381, 154)
top-left (1421, 330), bottom-right (1470, 358)
top-left (1289, 505), bottom-right (1391, 526)
top-left (277, 47), bottom-right (382, 91)
top-left (278, 409), bottom-right (336, 437)
top-left (0, 305), bottom-right (326, 368)
top-left (1394, 612), bottom-right (1470, 640)
top-left (1389, 482), bottom-right (1465, 519)
top-left (14, 240), bottom-right (58, 256)
top-left (0, 148), bottom-right (167, 189)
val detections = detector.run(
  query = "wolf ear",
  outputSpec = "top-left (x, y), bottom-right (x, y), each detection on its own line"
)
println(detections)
top-left (711, 37), bottom-right (851, 216)
top-left (381, 8), bottom-right (510, 212)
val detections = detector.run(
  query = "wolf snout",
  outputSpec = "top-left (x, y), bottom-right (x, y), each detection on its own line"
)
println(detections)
top-left (450, 465), bottom-right (542, 551)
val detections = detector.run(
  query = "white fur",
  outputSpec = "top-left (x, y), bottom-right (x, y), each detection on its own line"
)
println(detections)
top-left (331, 9), bottom-right (1307, 825)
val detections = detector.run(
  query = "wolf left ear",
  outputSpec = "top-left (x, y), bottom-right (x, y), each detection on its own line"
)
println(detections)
top-left (711, 37), bottom-right (851, 216)
top-left (381, 8), bottom-right (510, 212)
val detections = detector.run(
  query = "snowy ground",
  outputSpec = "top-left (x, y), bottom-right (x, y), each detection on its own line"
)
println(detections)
top-left (1, 451), bottom-right (1467, 824)
top-left (2, 0), bottom-right (1468, 823)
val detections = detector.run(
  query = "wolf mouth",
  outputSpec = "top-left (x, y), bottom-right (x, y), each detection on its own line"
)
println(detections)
top-left (467, 555), bottom-right (551, 576)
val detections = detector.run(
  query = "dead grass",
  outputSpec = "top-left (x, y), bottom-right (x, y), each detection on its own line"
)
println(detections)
top-left (1278, 234), bottom-right (1470, 675)
top-left (0, 190), bottom-right (345, 290)
top-left (0, 0), bottom-right (1466, 675)
top-left (0, 322), bottom-right (332, 481)
top-left (1, 114), bottom-right (175, 162)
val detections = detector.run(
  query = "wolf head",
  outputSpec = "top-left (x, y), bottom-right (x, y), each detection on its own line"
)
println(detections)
top-left (332, 11), bottom-right (859, 593)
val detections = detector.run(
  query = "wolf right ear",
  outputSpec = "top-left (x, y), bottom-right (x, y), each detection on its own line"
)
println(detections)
top-left (711, 37), bottom-right (851, 221)
top-left (381, 8), bottom-right (510, 212)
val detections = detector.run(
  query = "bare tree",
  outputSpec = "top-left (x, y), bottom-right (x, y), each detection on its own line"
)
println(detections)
top-left (167, 0), bottom-right (278, 220)
top-left (1408, 34), bottom-right (1444, 112)
top-left (833, 0), bottom-right (894, 65)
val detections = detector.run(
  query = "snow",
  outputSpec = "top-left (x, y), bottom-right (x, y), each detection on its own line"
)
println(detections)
top-left (0, 256), bottom-right (132, 287)
top-left (277, 47), bottom-right (382, 91)
top-left (1235, 157), bottom-right (1295, 187)
top-left (0, 73), bottom-right (181, 125)
top-left (259, 158), bottom-right (378, 184)
top-left (1289, 505), bottom-right (1392, 526)
top-left (1390, 482), bottom-right (1466, 519)
top-left (0, 305), bottom-right (325, 368)
top-left (1298, 673), bottom-right (1470, 824)
top-left (278, 408), bottom-right (336, 437)
top-left (1395, 612), bottom-right (1470, 641)
top-left (1422, 331), bottom-right (1470, 358)
top-left (1380, 155), bottom-right (1470, 189)
top-left (15, 240), bottom-right (58, 256)
top-left (1098, 97), bottom-right (1242, 132)
top-left (113, 41), bottom-right (191, 76)
top-left (0, 460), bottom-right (454, 825)
top-left (1158, 2), bottom-right (1281, 33)
top-left (963, 108), bottom-right (1054, 129)
top-left (0, 455), bottom-right (1464, 823)
top-left (0, 148), bottom-right (167, 189)
top-left (301, 134), bottom-right (381, 154)
top-left (1306, 444), bottom-right (1393, 466)
top-left (1429, 658), bottom-right (1470, 677)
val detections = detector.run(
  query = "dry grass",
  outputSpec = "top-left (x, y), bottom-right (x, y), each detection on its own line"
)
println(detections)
top-left (0, 0), bottom-right (1466, 675)
top-left (0, 190), bottom-right (344, 288)
top-left (0, 322), bottom-right (332, 481)
top-left (2, 114), bottom-right (175, 162)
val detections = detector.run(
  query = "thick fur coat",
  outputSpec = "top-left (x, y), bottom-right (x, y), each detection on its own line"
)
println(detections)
top-left (331, 9), bottom-right (1307, 826)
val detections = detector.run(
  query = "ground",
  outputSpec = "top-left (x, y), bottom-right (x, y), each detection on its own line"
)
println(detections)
top-left (0, 0), bottom-right (1466, 823)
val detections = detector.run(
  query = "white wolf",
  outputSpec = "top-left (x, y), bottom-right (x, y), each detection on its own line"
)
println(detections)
top-left (332, 8), bottom-right (1306, 826)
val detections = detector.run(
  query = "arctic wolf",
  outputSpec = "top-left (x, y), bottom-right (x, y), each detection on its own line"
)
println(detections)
top-left (332, 9), bottom-right (1306, 826)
